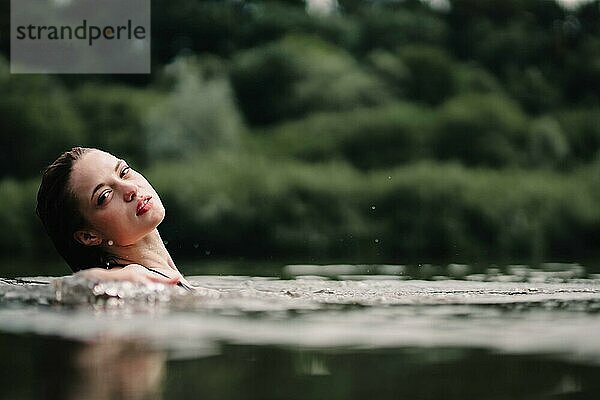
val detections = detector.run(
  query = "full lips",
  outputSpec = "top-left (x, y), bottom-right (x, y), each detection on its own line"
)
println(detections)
top-left (136, 197), bottom-right (152, 216)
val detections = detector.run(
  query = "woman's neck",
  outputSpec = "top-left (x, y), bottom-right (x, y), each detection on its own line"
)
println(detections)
top-left (108, 229), bottom-right (178, 272)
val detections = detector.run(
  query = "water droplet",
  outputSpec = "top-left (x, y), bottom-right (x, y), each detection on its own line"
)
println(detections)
top-left (163, 240), bottom-right (169, 245)
top-left (387, 176), bottom-right (392, 180)
top-left (374, 239), bottom-right (379, 243)
top-left (371, 205), bottom-right (376, 210)
top-left (205, 250), bottom-right (211, 256)
top-left (193, 243), bottom-right (199, 249)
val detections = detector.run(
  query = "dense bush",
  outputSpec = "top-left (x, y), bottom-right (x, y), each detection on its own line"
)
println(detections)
top-left (238, 2), bottom-right (363, 52)
top-left (356, 2), bottom-right (448, 52)
top-left (563, 36), bottom-right (600, 104)
top-left (72, 84), bottom-right (160, 168)
top-left (0, 58), bottom-right (84, 179)
top-left (376, 162), bottom-right (600, 261)
top-left (231, 34), bottom-right (391, 125)
top-left (0, 179), bottom-right (50, 258)
top-left (263, 102), bottom-right (435, 169)
top-left (527, 116), bottom-right (569, 168)
top-left (454, 62), bottom-right (504, 95)
top-left (557, 107), bottom-right (600, 164)
top-left (397, 45), bottom-right (459, 105)
top-left (365, 50), bottom-right (411, 98)
top-left (506, 67), bottom-right (562, 114)
top-left (143, 154), bottom-right (600, 263)
top-left (152, 0), bottom-right (362, 61)
top-left (152, 0), bottom-right (248, 61)
top-left (145, 57), bottom-right (244, 160)
top-left (431, 93), bottom-right (529, 167)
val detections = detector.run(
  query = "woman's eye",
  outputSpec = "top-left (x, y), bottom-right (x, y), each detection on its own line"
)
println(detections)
top-left (97, 190), bottom-right (111, 206)
top-left (120, 166), bottom-right (130, 178)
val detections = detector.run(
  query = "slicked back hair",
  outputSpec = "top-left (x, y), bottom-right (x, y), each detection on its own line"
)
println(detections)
top-left (36, 147), bottom-right (109, 272)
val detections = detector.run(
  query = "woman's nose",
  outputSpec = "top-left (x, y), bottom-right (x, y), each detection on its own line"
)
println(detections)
top-left (121, 182), bottom-right (137, 202)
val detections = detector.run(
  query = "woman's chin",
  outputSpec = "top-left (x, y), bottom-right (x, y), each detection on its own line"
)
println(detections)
top-left (140, 203), bottom-right (165, 224)
top-left (154, 207), bottom-right (166, 225)
top-left (149, 209), bottom-right (166, 231)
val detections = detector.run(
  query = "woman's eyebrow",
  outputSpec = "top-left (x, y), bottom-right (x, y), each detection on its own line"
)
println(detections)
top-left (90, 160), bottom-right (123, 201)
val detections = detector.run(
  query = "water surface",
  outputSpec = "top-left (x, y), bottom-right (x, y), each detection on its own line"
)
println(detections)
top-left (1, 263), bottom-right (600, 399)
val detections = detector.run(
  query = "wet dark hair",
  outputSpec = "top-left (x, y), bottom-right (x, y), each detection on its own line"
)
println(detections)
top-left (36, 147), bottom-right (111, 272)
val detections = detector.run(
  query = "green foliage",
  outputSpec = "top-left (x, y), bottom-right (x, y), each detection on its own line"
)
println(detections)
top-left (557, 107), bottom-right (600, 163)
top-left (473, 22), bottom-right (550, 74)
top-left (264, 102), bottom-right (435, 169)
top-left (357, 4), bottom-right (448, 51)
top-left (145, 154), bottom-right (600, 262)
top-left (564, 36), bottom-right (600, 104)
top-left (0, 57), bottom-right (84, 179)
top-left (397, 45), bottom-right (458, 105)
top-left (454, 63), bottom-right (504, 95)
top-left (71, 84), bottom-right (160, 168)
top-left (152, 0), bottom-right (248, 58)
top-left (365, 50), bottom-right (411, 97)
top-left (244, 2), bottom-right (363, 51)
top-left (432, 94), bottom-right (528, 167)
top-left (507, 67), bottom-right (561, 114)
top-left (231, 34), bottom-right (391, 125)
top-left (0, 179), bottom-right (46, 256)
top-left (145, 56), bottom-right (244, 160)
top-left (527, 116), bottom-right (569, 168)
top-left (148, 152), bottom-right (370, 258)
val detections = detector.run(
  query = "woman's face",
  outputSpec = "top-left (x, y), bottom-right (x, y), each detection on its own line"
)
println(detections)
top-left (69, 149), bottom-right (165, 246)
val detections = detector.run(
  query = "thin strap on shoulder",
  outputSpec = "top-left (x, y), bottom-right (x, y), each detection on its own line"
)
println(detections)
top-left (144, 266), bottom-right (192, 291)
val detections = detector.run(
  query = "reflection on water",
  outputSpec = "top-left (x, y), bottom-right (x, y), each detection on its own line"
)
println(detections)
top-left (2, 334), bottom-right (600, 400)
top-left (0, 334), bottom-right (165, 400)
top-left (71, 342), bottom-right (164, 400)
top-left (1, 263), bottom-right (600, 399)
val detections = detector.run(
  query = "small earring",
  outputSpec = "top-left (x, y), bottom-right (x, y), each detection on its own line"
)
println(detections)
top-left (107, 240), bottom-right (114, 246)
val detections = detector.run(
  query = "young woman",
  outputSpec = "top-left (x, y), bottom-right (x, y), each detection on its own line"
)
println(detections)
top-left (36, 147), bottom-right (193, 289)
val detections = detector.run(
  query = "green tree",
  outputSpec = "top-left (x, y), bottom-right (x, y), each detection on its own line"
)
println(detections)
top-left (145, 56), bottom-right (244, 160)
top-left (72, 84), bottom-right (160, 167)
top-left (432, 94), bottom-right (528, 167)
top-left (0, 57), bottom-right (84, 178)
top-left (397, 45), bottom-right (458, 105)
top-left (528, 116), bottom-right (569, 168)
top-left (265, 102), bottom-right (435, 169)
top-left (558, 107), bottom-right (600, 164)
top-left (231, 34), bottom-right (391, 125)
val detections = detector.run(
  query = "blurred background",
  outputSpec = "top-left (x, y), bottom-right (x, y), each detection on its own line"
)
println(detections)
top-left (0, 0), bottom-right (599, 276)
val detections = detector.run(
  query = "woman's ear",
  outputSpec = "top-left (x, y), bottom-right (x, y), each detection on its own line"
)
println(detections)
top-left (73, 230), bottom-right (102, 246)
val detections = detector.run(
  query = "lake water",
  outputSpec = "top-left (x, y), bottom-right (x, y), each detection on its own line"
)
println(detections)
top-left (1, 263), bottom-right (600, 399)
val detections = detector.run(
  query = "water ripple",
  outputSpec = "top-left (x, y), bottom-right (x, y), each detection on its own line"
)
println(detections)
top-left (2, 272), bottom-right (600, 363)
